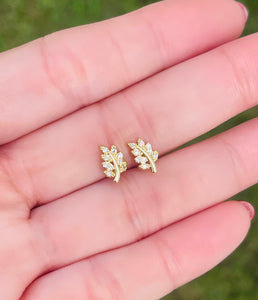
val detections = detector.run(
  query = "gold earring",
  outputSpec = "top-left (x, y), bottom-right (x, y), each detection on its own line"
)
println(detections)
top-left (128, 138), bottom-right (159, 173)
top-left (100, 145), bottom-right (127, 183)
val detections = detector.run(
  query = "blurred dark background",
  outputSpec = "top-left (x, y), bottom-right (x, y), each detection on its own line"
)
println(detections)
top-left (0, 0), bottom-right (257, 299)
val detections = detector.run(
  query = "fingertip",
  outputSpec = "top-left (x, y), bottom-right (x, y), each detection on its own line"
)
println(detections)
top-left (235, 1), bottom-right (249, 22)
top-left (239, 201), bottom-right (255, 220)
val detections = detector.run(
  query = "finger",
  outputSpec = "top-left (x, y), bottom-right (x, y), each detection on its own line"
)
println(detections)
top-left (3, 33), bottom-right (258, 206)
top-left (30, 118), bottom-right (258, 271)
top-left (0, 219), bottom-right (48, 300)
top-left (0, 0), bottom-right (246, 144)
top-left (22, 201), bottom-right (252, 300)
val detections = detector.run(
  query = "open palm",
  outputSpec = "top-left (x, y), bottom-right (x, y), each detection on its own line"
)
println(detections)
top-left (0, 0), bottom-right (257, 299)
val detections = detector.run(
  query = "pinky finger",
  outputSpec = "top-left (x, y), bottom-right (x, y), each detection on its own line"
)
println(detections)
top-left (22, 201), bottom-right (253, 300)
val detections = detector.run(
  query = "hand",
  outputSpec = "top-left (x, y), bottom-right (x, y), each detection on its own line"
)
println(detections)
top-left (0, 0), bottom-right (256, 299)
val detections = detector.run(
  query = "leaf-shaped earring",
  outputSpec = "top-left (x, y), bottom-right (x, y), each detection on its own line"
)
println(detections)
top-left (128, 138), bottom-right (159, 173)
top-left (100, 145), bottom-right (127, 183)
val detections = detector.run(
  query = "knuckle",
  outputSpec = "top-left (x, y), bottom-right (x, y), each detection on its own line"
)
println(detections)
top-left (140, 10), bottom-right (169, 67)
top-left (152, 234), bottom-right (182, 290)
top-left (95, 98), bottom-right (124, 149)
top-left (218, 136), bottom-right (247, 189)
top-left (103, 25), bottom-right (133, 85)
top-left (0, 146), bottom-right (35, 214)
top-left (120, 173), bottom-right (148, 240)
top-left (38, 35), bottom-right (91, 109)
top-left (85, 258), bottom-right (125, 300)
top-left (29, 212), bottom-right (57, 272)
top-left (96, 90), bottom-right (154, 152)
top-left (122, 89), bottom-right (156, 139)
top-left (218, 39), bottom-right (258, 108)
top-left (120, 171), bottom-right (164, 241)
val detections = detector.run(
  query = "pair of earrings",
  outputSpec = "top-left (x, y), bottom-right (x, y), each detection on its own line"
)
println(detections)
top-left (100, 138), bottom-right (159, 183)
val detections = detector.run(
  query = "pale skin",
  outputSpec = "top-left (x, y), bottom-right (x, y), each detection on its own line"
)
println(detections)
top-left (0, 0), bottom-right (257, 299)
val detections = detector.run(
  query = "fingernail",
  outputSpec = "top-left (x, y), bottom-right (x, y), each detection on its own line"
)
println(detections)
top-left (240, 201), bottom-right (255, 220)
top-left (236, 2), bottom-right (249, 22)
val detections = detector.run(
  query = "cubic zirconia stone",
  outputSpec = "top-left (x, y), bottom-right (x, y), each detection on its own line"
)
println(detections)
top-left (103, 162), bottom-right (109, 168)
top-left (111, 146), bottom-right (117, 154)
top-left (120, 163), bottom-right (127, 171)
top-left (128, 143), bottom-right (136, 149)
top-left (104, 155), bottom-right (110, 161)
top-left (105, 170), bottom-right (113, 177)
top-left (101, 146), bottom-right (109, 153)
top-left (140, 164), bottom-right (150, 170)
top-left (108, 164), bottom-right (114, 171)
top-left (133, 149), bottom-right (141, 156)
top-left (152, 152), bottom-right (158, 160)
top-left (145, 143), bottom-right (152, 153)
top-left (117, 152), bottom-right (123, 159)
top-left (135, 156), bottom-right (141, 163)
top-left (141, 157), bottom-right (148, 164)
top-left (138, 139), bottom-right (145, 146)
top-left (102, 162), bottom-right (114, 170)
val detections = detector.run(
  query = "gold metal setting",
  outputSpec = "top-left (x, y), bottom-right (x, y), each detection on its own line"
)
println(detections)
top-left (100, 145), bottom-right (127, 183)
top-left (128, 138), bottom-right (158, 173)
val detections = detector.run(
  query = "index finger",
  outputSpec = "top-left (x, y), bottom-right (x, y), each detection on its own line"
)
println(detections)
top-left (0, 0), bottom-right (246, 144)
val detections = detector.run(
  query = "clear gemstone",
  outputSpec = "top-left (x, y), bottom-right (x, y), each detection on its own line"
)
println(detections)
top-left (105, 170), bottom-right (114, 177)
top-left (111, 145), bottom-right (117, 153)
top-left (108, 164), bottom-right (114, 171)
top-left (140, 164), bottom-right (150, 170)
top-left (138, 139), bottom-right (145, 146)
top-left (117, 152), bottom-right (123, 159)
top-left (101, 146), bottom-right (109, 153)
top-left (135, 156), bottom-right (141, 163)
top-left (145, 143), bottom-right (152, 153)
top-left (117, 152), bottom-right (123, 164)
top-left (104, 155), bottom-right (110, 161)
top-left (141, 157), bottom-right (148, 164)
top-left (152, 152), bottom-right (158, 160)
top-left (120, 163), bottom-right (127, 171)
top-left (128, 143), bottom-right (136, 149)
top-left (103, 162), bottom-right (109, 168)
top-left (133, 148), bottom-right (141, 156)
top-left (103, 162), bottom-right (114, 170)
